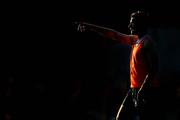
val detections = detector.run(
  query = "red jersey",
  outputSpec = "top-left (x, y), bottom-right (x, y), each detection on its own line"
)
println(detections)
top-left (105, 31), bottom-right (159, 88)
top-left (130, 35), bottom-right (158, 88)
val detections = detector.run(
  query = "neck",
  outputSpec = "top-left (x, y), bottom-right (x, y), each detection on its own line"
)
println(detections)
top-left (137, 31), bottom-right (147, 38)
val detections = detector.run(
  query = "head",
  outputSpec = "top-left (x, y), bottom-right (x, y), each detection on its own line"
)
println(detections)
top-left (128, 11), bottom-right (149, 36)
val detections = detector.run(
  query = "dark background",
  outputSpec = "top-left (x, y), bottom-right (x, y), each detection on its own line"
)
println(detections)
top-left (1, 0), bottom-right (180, 120)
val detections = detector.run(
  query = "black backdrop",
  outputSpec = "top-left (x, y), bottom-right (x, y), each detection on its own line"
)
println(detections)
top-left (1, 1), bottom-right (180, 120)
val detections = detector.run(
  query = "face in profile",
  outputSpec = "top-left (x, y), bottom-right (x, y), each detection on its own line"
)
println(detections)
top-left (128, 11), bottom-right (149, 35)
top-left (128, 16), bottom-right (136, 35)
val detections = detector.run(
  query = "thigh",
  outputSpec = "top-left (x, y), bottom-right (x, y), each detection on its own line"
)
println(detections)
top-left (139, 88), bottom-right (162, 120)
top-left (116, 93), bottom-right (135, 120)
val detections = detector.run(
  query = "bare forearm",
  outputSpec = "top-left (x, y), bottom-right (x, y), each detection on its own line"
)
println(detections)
top-left (82, 22), bottom-right (134, 44)
top-left (83, 23), bottom-right (118, 38)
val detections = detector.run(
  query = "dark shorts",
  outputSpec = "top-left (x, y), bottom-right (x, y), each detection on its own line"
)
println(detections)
top-left (118, 88), bottom-right (164, 120)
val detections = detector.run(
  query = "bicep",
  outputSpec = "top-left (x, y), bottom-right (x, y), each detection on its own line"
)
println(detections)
top-left (113, 32), bottom-right (138, 45)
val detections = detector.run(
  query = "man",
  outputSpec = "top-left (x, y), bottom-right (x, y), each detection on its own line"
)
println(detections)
top-left (76, 11), bottom-right (161, 120)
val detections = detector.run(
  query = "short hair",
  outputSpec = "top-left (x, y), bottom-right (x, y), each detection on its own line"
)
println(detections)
top-left (130, 11), bottom-right (149, 18)
top-left (130, 10), bottom-right (150, 29)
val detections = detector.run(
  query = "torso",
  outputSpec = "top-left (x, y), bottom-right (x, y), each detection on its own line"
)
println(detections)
top-left (130, 35), bottom-right (158, 88)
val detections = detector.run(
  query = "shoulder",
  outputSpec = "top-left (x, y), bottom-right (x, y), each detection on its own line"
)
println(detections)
top-left (141, 35), bottom-right (158, 57)
top-left (143, 35), bottom-right (156, 49)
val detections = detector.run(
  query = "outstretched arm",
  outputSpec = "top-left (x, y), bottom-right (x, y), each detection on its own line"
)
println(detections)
top-left (76, 22), bottom-right (138, 45)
